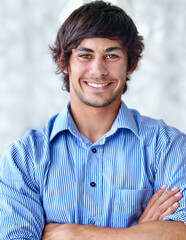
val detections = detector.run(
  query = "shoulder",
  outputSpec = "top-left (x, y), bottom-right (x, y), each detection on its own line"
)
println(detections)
top-left (0, 113), bottom-right (60, 191)
top-left (15, 113), bottom-right (57, 147)
top-left (1, 113), bottom-right (59, 167)
top-left (130, 108), bottom-right (186, 147)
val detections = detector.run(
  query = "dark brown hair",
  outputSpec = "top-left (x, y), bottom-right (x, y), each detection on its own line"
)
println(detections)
top-left (50, 1), bottom-right (144, 93)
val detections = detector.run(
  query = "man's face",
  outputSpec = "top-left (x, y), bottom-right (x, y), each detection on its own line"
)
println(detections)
top-left (66, 38), bottom-right (129, 108)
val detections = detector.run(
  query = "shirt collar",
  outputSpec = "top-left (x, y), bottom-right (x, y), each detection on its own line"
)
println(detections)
top-left (50, 100), bottom-right (139, 142)
top-left (111, 100), bottom-right (139, 137)
top-left (49, 102), bottom-right (71, 141)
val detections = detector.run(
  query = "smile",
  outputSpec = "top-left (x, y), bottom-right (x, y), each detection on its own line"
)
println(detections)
top-left (87, 82), bottom-right (110, 88)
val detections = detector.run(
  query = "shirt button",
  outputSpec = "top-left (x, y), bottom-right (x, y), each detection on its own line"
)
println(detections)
top-left (90, 182), bottom-right (96, 187)
top-left (92, 148), bottom-right (97, 153)
top-left (89, 219), bottom-right (95, 225)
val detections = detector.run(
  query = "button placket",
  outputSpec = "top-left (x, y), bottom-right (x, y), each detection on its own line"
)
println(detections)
top-left (84, 146), bottom-right (103, 226)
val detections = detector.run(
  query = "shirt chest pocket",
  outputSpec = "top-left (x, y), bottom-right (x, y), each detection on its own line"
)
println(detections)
top-left (110, 188), bottom-right (153, 228)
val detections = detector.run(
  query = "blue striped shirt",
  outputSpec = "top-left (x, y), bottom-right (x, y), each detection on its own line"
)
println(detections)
top-left (0, 101), bottom-right (185, 239)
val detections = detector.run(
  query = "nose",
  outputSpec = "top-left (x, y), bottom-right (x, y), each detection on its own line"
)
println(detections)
top-left (89, 57), bottom-right (109, 78)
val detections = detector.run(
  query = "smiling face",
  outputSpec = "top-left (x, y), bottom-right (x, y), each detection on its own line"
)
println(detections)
top-left (65, 38), bottom-right (131, 108)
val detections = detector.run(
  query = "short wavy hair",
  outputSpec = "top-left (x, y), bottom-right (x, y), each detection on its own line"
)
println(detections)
top-left (50, 1), bottom-right (144, 93)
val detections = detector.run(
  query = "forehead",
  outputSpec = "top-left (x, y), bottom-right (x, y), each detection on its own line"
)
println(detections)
top-left (74, 37), bottom-right (123, 51)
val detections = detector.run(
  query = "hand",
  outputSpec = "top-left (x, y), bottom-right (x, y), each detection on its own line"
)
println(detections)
top-left (138, 184), bottom-right (182, 224)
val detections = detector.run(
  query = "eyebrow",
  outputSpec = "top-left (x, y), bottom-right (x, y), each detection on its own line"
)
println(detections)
top-left (75, 47), bottom-right (94, 52)
top-left (104, 47), bottom-right (123, 52)
top-left (74, 46), bottom-right (123, 53)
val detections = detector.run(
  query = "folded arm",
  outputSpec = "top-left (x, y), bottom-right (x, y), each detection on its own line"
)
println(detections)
top-left (42, 185), bottom-right (185, 240)
top-left (42, 221), bottom-right (185, 240)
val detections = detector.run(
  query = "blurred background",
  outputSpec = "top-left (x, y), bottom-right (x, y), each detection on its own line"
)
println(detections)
top-left (0, 0), bottom-right (186, 157)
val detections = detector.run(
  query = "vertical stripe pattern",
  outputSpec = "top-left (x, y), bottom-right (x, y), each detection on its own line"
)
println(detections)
top-left (0, 101), bottom-right (185, 239)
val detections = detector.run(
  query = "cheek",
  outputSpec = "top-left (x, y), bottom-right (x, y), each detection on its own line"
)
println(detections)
top-left (110, 66), bottom-right (127, 80)
top-left (71, 63), bottom-right (88, 78)
top-left (109, 60), bottom-right (127, 72)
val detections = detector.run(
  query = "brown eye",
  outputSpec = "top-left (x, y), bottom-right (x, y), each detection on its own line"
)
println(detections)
top-left (105, 54), bottom-right (119, 60)
top-left (79, 54), bottom-right (91, 59)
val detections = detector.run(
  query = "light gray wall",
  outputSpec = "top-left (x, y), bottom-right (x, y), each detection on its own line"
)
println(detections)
top-left (0, 0), bottom-right (186, 157)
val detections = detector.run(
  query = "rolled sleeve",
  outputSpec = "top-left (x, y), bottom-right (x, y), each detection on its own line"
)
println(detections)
top-left (155, 125), bottom-right (186, 225)
top-left (0, 138), bottom-right (45, 239)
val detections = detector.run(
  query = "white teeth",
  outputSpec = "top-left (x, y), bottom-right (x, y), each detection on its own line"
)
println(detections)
top-left (87, 82), bottom-right (109, 88)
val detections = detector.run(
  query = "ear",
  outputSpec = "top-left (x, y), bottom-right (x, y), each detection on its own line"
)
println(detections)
top-left (127, 68), bottom-right (135, 75)
top-left (57, 53), bottom-right (68, 74)
top-left (127, 61), bottom-right (138, 74)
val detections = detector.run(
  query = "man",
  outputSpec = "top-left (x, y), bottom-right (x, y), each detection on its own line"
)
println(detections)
top-left (0, 1), bottom-right (185, 239)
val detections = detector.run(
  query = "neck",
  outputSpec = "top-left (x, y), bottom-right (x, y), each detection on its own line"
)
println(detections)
top-left (70, 100), bottom-right (121, 143)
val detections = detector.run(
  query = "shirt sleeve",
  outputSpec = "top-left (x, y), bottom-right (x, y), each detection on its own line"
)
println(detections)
top-left (155, 125), bottom-right (186, 224)
top-left (0, 137), bottom-right (45, 239)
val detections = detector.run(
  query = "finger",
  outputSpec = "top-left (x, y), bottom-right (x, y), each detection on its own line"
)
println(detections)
top-left (138, 185), bottom-right (167, 223)
top-left (159, 202), bottom-right (179, 220)
top-left (153, 192), bottom-right (182, 220)
top-left (155, 187), bottom-right (180, 207)
top-left (139, 187), bottom-right (181, 223)
top-left (141, 184), bottom-right (167, 217)
top-left (147, 187), bottom-right (180, 215)
top-left (139, 201), bottom-right (180, 224)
